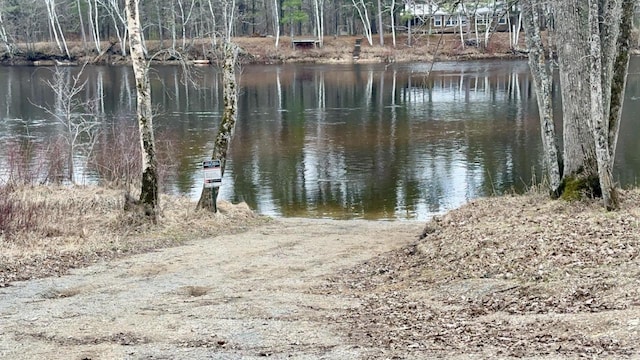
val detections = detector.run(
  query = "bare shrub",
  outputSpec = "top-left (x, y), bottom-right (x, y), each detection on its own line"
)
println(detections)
top-left (155, 129), bottom-right (179, 193)
top-left (41, 136), bottom-right (68, 184)
top-left (88, 121), bottom-right (178, 192)
top-left (2, 138), bottom-right (55, 185)
top-left (89, 120), bottom-right (141, 189)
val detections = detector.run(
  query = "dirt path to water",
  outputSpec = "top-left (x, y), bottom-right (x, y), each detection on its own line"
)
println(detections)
top-left (0, 218), bottom-right (423, 359)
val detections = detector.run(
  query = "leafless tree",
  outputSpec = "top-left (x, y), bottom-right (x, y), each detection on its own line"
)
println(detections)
top-left (33, 65), bottom-right (100, 184)
top-left (126, 0), bottom-right (159, 220)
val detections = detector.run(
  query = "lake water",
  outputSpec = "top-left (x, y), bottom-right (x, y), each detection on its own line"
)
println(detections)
top-left (1, 59), bottom-right (640, 220)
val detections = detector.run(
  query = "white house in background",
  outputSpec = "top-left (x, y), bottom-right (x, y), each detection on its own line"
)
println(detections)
top-left (403, 1), bottom-right (518, 34)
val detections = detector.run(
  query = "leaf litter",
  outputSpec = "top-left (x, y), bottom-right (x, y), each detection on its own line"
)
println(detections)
top-left (317, 190), bottom-right (640, 358)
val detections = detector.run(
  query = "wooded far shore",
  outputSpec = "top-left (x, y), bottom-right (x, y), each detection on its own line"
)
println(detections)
top-left (0, 33), bottom-right (536, 66)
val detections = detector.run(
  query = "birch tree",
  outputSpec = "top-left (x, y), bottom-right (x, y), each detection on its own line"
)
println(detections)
top-left (352, 0), bottom-right (374, 45)
top-left (272, 0), bottom-right (280, 48)
top-left (206, 0), bottom-right (218, 47)
top-left (522, 0), bottom-right (634, 209)
top-left (521, 0), bottom-right (560, 193)
top-left (197, 0), bottom-right (241, 212)
top-left (197, 42), bottom-right (239, 211)
top-left (313, 0), bottom-right (324, 46)
top-left (176, 0), bottom-right (196, 49)
top-left (86, 0), bottom-right (102, 52)
top-left (0, 2), bottom-right (14, 55)
top-left (98, 0), bottom-right (128, 56)
top-left (126, 0), bottom-right (159, 220)
top-left (44, 0), bottom-right (70, 58)
top-left (377, 0), bottom-right (383, 45)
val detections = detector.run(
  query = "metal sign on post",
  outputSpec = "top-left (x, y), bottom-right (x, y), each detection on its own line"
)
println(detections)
top-left (203, 159), bottom-right (222, 188)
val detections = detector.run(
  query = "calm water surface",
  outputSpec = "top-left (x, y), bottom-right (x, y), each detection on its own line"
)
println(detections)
top-left (1, 60), bottom-right (640, 220)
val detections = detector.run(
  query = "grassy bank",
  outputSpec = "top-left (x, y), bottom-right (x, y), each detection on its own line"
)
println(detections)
top-left (1, 33), bottom-right (526, 66)
top-left (0, 185), bottom-right (267, 286)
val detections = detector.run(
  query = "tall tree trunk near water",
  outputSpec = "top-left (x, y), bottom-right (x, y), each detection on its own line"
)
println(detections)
top-left (127, 0), bottom-right (159, 220)
top-left (87, 0), bottom-right (102, 53)
top-left (197, 42), bottom-right (239, 211)
top-left (521, 0), bottom-right (561, 193)
top-left (588, 0), bottom-right (617, 210)
top-left (608, 0), bottom-right (634, 161)
top-left (521, 0), bottom-right (632, 209)
top-left (377, 0), bottom-right (383, 46)
top-left (273, 0), bottom-right (280, 48)
top-left (45, 0), bottom-right (71, 58)
top-left (555, 0), bottom-right (598, 180)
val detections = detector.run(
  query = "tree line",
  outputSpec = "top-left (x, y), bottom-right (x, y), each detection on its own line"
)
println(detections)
top-left (0, 0), bottom-right (524, 57)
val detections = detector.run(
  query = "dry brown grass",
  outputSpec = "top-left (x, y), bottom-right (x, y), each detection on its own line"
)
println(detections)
top-left (233, 33), bottom-right (525, 64)
top-left (5, 33), bottom-right (526, 66)
top-left (0, 185), bottom-right (268, 285)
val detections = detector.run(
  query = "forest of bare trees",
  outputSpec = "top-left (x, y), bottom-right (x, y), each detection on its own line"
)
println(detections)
top-left (0, 0), bottom-right (523, 57)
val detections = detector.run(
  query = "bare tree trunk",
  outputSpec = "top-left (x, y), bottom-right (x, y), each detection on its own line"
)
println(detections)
top-left (45, 0), bottom-right (71, 58)
top-left (127, 0), bottom-right (159, 220)
top-left (389, 0), bottom-right (396, 47)
top-left (555, 0), bottom-right (597, 179)
top-left (273, 0), bottom-right (280, 48)
top-left (313, 0), bottom-right (324, 46)
top-left (588, 0), bottom-right (617, 210)
top-left (87, 0), bottom-right (102, 52)
top-left (197, 42), bottom-right (239, 211)
top-left (0, 6), bottom-right (14, 55)
top-left (600, 1), bottom-right (622, 119)
top-left (98, 0), bottom-right (128, 56)
top-left (352, 0), bottom-right (373, 46)
top-left (77, 0), bottom-right (88, 50)
top-left (521, 0), bottom-right (561, 193)
top-left (377, 0), bottom-right (383, 46)
top-left (608, 0), bottom-right (634, 161)
top-left (204, 0), bottom-right (218, 47)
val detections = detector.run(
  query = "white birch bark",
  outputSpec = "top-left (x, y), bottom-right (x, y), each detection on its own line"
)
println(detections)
top-left (0, 5), bottom-right (14, 55)
top-left (313, 0), bottom-right (324, 46)
top-left (273, 0), bottom-right (280, 48)
top-left (588, 0), bottom-right (617, 210)
top-left (76, 0), bottom-right (88, 49)
top-left (86, 0), bottom-right (102, 52)
top-left (390, 0), bottom-right (396, 47)
top-left (98, 0), bottom-right (128, 56)
top-left (197, 42), bottom-right (239, 211)
top-left (521, 0), bottom-right (560, 193)
top-left (377, 0), bottom-right (383, 46)
top-left (126, 0), bottom-right (159, 219)
top-left (177, 0), bottom-right (196, 49)
top-left (599, 0), bottom-right (623, 125)
top-left (45, 0), bottom-right (71, 58)
top-left (223, 0), bottom-right (236, 42)
top-left (352, 0), bottom-right (373, 46)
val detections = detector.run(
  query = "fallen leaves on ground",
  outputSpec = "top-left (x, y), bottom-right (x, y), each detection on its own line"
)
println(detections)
top-left (317, 190), bottom-right (640, 358)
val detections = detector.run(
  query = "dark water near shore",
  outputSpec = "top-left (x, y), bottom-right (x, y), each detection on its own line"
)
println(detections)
top-left (1, 59), bottom-right (640, 220)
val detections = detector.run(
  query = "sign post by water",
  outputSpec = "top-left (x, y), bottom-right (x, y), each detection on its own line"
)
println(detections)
top-left (203, 160), bottom-right (222, 212)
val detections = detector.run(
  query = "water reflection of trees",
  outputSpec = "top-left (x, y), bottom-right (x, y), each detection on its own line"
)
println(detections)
top-left (225, 63), bottom-right (547, 219)
top-left (3, 61), bottom-right (640, 219)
